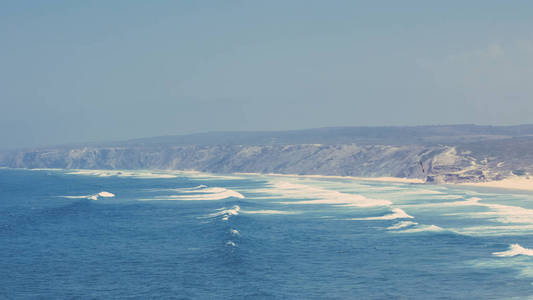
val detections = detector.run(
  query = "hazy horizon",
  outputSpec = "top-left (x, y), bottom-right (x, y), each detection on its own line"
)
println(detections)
top-left (2, 1), bottom-right (533, 148)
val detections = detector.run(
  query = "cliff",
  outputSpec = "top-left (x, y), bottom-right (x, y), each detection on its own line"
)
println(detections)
top-left (1, 125), bottom-right (532, 183)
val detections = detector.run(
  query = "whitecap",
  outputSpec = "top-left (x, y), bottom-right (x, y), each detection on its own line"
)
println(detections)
top-left (455, 225), bottom-right (533, 236)
top-left (351, 208), bottom-right (413, 220)
top-left (61, 191), bottom-right (115, 201)
top-left (404, 197), bottom-right (481, 208)
top-left (241, 209), bottom-right (299, 215)
top-left (493, 244), bottom-right (533, 257)
top-left (66, 169), bottom-right (177, 179)
top-left (98, 191), bottom-right (115, 197)
top-left (398, 224), bottom-right (445, 233)
top-left (437, 198), bottom-right (533, 225)
top-left (387, 221), bottom-right (418, 230)
top-left (269, 181), bottom-right (391, 207)
top-left (226, 241), bottom-right (236, 247)
top-left (208, 205), bottom-right (240, 221)
top-left (230, 229), bottom-right (240, 236)
top-left (140, 187), bottom-right (245, 201)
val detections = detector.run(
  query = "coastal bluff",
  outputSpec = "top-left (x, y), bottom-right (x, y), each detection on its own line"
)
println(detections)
top-left (2, 125), bottom-right (532, 183)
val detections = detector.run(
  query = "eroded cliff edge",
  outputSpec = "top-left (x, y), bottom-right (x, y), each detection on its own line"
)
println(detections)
top-left (1, 125), bottom-right (532, 183)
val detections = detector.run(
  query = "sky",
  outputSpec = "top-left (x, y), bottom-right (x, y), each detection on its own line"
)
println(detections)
top-left (1, 1), bottom-right (533, 149)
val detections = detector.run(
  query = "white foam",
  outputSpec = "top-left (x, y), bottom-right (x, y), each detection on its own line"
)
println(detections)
top-left (269, 181), bottom-right (391, 207)
top-left (406, 197), bottom-right (481, 208)
top-left (66, 169), bottom-right (177, 179)
top-left (399, 224), bottom-right (445, 233)
top-left (230, 229), bottom-right (240, 236)
top-left (387, 221), bottom-right (418, 230)
top-left (208, 205), bottom-right (240, 221)
top-left (61, 191), bottom-right (115, 201)
top-left (480, 202), bottom-right (533, 224)
top-left (192, 185), bottom-right (208, 189)
top-left (241, 209), bottom-right (299, 215)
top-left (456, 225), bottom-right (533, 236)
top-left (62, 195), bottom-right (91, 199)
top-left (226, 241), bottom-right (236, 247)
top-left (98, 191), bottom-right (115, 197)
top-left (388, 189), bottom-right (446, 196)
top-left (141, 187), bottom-right (245, 201)
top-left (351, 208), bottom-right (414, 220)
top-left (437, 197), bottom-right (533, 225)
top-left (493, 244), bottom-right (533, 257)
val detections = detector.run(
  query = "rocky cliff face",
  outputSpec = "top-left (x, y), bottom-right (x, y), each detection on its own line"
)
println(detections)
top-left (2, 126), bottom-right (532, 183)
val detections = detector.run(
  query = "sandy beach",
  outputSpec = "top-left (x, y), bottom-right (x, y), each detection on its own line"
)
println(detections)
top-left (456, 176), bottom-right (533, 192)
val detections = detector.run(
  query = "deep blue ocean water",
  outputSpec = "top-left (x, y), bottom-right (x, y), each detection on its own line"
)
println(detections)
top-left (2, 168), bottom-right (533, 299)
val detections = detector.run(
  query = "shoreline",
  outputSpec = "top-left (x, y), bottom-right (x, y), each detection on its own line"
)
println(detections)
top-left (234, 172), bottom-right (426, 184)
top-left (453, 176), bottom-right (533, 192)
top-left (5, 167), bottom-right (533, 192)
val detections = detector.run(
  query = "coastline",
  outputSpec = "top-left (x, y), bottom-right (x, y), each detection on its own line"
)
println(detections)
top-left (454, 176), bottom-right (533, 192)
top-left (234, 172), bottom-right (425, 184)
top-left (5, 167), bottom-right (533, 192)
top-left (236, 172), bottom-right (533, 193)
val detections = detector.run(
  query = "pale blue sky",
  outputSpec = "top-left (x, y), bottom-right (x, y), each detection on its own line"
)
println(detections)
top-left (1, 1), bottom-right (533, 148)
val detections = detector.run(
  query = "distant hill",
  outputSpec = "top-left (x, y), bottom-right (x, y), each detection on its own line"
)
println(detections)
top-left (2, 125), bottom-right (533, 183)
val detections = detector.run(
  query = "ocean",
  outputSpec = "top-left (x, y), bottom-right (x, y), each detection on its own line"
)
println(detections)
top-left (1, 168), bottom-right (533, 299)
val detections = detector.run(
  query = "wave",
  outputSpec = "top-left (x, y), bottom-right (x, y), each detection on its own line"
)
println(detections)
top-left (455, 225), bottom-right (533, 236)
top-left (351, 208), bottom-right (413, 220)
top-left (405, 197), bottom-right (481, 209)
top-left (230, 229), bottom-right (240, 236)
top-left (480, 202), bottom-right (533, 224)
top-left (140, 186), bottom-right (245, 201)
top-left (241, 209), bottom-right (299, 215)
top-left (208, 205), bottom-right (241, 221)
top-left (388, 189), bottom-right (446, 196)
top-left (97, 191), bottom-right (115, 197)
top-left (61, 191), bottom-right (115, 201)
top-left (66, 169), bottom-right (177, 179)
top-left (493, 244), bottom-right (533, 257)
top-left (435, 197), bottom-right (533, 225)
top-left (387, 221), bottom-right (418, 230)
top-left (191, 185), bottom-right (208, 189)
top-left (226, 241), bottom-right (236, 247)
top-left (268, 181), bottom-right (391, 207)
top-left (398, 224), bottom-right (445, 233)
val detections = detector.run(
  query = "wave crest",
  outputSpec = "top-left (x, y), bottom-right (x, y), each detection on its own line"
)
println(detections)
top-left (61, 191), bottom-right (115, 201)
top-left (270, 182), bottom-right (391, 207)
top-left (351, 208), bottom-right (413, 221)
top-left (493, 244), bottom-right (533, 257)
top-left (141, 186), bottom-right (245, 201)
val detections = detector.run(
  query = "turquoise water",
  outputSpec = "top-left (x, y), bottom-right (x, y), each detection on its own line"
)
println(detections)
top-left (2, 168), bottom-right (533, 299)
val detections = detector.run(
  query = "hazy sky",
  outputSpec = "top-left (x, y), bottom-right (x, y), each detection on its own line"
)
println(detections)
top-left (1, 1), bottom-right (533, 148)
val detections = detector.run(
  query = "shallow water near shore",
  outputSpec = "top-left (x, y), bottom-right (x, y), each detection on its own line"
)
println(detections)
top-left (2, 168), bottom-right (533, 299)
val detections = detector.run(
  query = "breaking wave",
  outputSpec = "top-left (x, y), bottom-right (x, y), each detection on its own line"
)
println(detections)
top-left (241, 209), bottom-right (299, 215)
top-left (66, 169), bottom-right (177, 179)
top-left (493, 244), bottom-right (533, 257)
top-left (140, 185), bottom-right (245, 201)
top-left (421, 197), bottom-right (533, 225)
top-left (387, 221), bottom-right (418, 230)
top-left (351, 208), bottom-right (414, 220)
top-left (398, 224), bottom-right (445, 233)
top-left (268, 181), bottom-right (391, 207)
top-left (208, 205), bottom-right (241, 221)
top-left (61, 191), bottom-right (115, 201)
